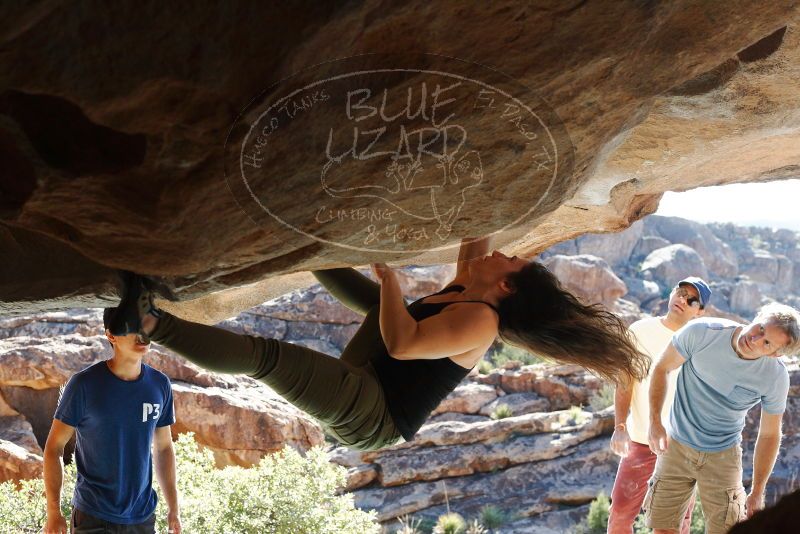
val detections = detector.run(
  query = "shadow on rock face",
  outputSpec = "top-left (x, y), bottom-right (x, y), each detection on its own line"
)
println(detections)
top-left (0, 90), bottom-right (146, 176)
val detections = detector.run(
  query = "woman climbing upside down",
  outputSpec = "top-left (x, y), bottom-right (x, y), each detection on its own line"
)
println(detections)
top-left (108, 237), bottom-right (648, 451)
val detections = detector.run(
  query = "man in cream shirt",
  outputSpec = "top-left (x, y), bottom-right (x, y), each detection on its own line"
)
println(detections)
top-left (607, 277), bottom-right (711, 533)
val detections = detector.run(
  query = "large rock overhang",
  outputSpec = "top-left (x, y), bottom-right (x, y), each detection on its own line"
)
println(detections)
top-left (1, 2), bottom-right (798, 322)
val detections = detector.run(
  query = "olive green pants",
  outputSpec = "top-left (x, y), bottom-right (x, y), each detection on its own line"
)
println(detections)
top-left (149, 269), bottom-right (401, 451)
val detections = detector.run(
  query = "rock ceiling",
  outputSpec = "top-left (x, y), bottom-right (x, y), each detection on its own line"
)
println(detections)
top-left (1, 1), bottom-right (798, 322)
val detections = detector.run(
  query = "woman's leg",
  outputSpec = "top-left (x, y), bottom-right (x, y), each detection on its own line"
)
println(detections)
top-left (312, 268), bottom-right (380, 316)
top-left (149, 312), bottom-right (398, 450)
top-left (312, 268), bottom-right (383, 368)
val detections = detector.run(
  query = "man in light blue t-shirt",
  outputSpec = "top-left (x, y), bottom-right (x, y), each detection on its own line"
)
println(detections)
top-left (42, 305), bottom-right (182, 534)
top-left (643, 303), bottom-right (800, 534)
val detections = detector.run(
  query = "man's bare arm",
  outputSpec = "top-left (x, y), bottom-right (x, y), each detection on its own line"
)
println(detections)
top-left (43, 419), bottom-right (75, 533)
top-left (746, 411), bottom-right (783, 517)
top-left (153, 425), bottom-right (182, 533)
top-left (648, 344), bottom-right (685, 454)
top-left (610, 378), bottom-right (634, 456)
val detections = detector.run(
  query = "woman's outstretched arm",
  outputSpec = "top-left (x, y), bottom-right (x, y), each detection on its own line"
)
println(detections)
top-left (451, 236), bottom-right (492, 285)
top-left (372, 262), bottom-right (496, 361)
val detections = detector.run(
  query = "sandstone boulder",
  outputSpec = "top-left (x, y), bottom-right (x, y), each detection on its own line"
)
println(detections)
top-left (729, 280), bottom-right (763, 316)
top-left (631, 235), bottom-right (671, 260)
top-left (572, 220), bottom-right (644, 267)
top-left (478, 364), bottom-right (601, 409)
top-left (542, 255), bottom-right (627, 308)
top-left (0, 309), bottom-right (103, 338)
top-left (0, 413), bottom-right (43, 483)
top-left (373, 415), bottom-right (611, 487)
top-left (740, 250), bottom-right (779, 284)
top-left (640, 244), bottom-right (709, 286)
top-left (775, 255), bottom-right (794, 292)
top-left (620, 275), bottom-right (661, 306)
top-left (431, 383), bottom-right (497, 415)
top-left (428, 413), bottom-right (490, 425)
top-left (255, 284), bottom-right (364, 324)
top-left (644, 216), bottom-right (738, 277)
top-left (478, 392), bottom-right (550, 417)
top-left (352, 437), bottom-right (617, 522)
top-left (170, 382), bottom-right (324, 467)
top-left (0, 335), bottom-right (106, 390)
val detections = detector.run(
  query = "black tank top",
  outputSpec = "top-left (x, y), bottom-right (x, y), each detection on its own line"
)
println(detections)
top-left (370, 285), bottom-right (498, 441)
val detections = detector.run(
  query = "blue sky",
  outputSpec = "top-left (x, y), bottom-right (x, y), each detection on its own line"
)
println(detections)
top-left (655, 179), bottom-right (800, 231)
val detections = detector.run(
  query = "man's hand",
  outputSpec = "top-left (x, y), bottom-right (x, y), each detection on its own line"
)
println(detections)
top-left (167, 508), bottom-right (182, 533)
top-left (648, 421), bottom-right (669, 455)
top-left (745, 489), bottom-right (765, 519)
top-left (610, 427), bottom-right (631, 457)
top-left (43, 512), bottom-right (67, 534)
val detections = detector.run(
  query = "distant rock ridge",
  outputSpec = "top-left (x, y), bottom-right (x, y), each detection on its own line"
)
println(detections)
top-left (542, 214), bottom-right (800, 320)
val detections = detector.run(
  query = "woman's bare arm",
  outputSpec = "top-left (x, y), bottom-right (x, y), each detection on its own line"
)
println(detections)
top-left (373, 262), bottom-right (497, 361)
top-left (450, 236), bottom-right (492, 286)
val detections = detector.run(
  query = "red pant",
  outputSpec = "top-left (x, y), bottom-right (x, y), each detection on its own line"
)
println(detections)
top-left (608, 442), bottom-right (694, 534)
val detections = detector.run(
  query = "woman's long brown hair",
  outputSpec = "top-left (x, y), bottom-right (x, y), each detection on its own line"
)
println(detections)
top-left (497, 262), bottom-right (649, 384)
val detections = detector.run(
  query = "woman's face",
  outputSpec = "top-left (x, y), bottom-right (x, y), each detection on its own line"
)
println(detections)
top-left (469, 250), bottom-right (528, 285)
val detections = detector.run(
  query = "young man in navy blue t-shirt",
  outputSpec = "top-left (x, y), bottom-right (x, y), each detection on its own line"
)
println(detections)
top-left (42, 309), bottom-right (181, 533)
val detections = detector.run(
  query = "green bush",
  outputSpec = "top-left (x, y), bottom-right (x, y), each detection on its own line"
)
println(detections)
top-left (587, 491), bottom-right (610, 531)
top-left (588, 383), bottom-right (615, 412)
top-left (577, 490), bottom-right (706, 534)
top-left (0, 461), bottom-right (76, 533)
top-left (465, 518), bottom-right (487, 534)
top-left (561, 405), bottom-right (589, 426)
top-left (0, 434), bottom-right (378, 534)
top-left (690, 498), bottom-right (706, 534)
top-left (490, 404), bottom-right (514, 420)
top-left (395, 514), bottom-right (424, 534)
top-left (487, 342), bottom-right (544, 368)
top-left (476, 359), bottom-right (493, 375)
top-left (433, 512), bottom-right (466, 534)
top-left (479, 504), bottom-right (508, 528)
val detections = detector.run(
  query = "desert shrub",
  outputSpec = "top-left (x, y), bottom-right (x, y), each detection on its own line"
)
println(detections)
top-left (561, 405), bottom-right (589, 426)
top-left (574, 491), bottom-right (610, 534)
top-left (476, 359), bottom-right (493, 375)
top-left (465, 518), bottom-right (487, 533)
top-left (577, 490), bottom-right (706, 534)
top-left (0, 461), bottom-right (76, 533)
top-left (433, 512), bottom-right (466, 534)
top-left (487, 342), bottom-right (544, 368)
top-left (417, 516), bottom-right (437, 533)
top-left (588, 383), bottom-right (615, 412)
top-left (490, 404), bottom-right (514, 420)
top-left (396, 514), bottom-right (423, 534)
top-left (479, 505), bottom-right (508, 529)
top-left (690, 498), bottom-right (706, 534)
top-left (0, 433), bottom-right (378, 534)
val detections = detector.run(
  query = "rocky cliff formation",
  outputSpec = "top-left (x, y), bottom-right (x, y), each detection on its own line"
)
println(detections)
top-left (2, 3), bottom-right (800, 326)
top-left (329, 364), bottom-right (800, 532)
top-left (0, 310), bottom-right (326, 482)
top-left (543, 215), bottom-right (800, 320)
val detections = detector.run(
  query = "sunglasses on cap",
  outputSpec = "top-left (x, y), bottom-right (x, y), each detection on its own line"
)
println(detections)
top-left (674, 287), bottom-right (701, 308)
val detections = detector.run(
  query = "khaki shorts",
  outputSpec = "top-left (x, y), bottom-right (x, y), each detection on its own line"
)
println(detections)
top-left (643, 439), bottom-right (746, 534)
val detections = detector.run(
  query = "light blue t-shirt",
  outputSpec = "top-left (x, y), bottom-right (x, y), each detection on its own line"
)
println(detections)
top-left (55, 361), bottom-right (175, 524)
top-left (669, 318), bottom-right (789, 452)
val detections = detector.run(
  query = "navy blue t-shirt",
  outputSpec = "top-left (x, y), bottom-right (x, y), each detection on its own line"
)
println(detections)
top-left (54, 361), bottom-right (175, 524)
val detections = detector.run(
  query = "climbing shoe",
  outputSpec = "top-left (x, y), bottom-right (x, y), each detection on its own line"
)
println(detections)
top-left (107, 271), bottom-right (162, 338)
